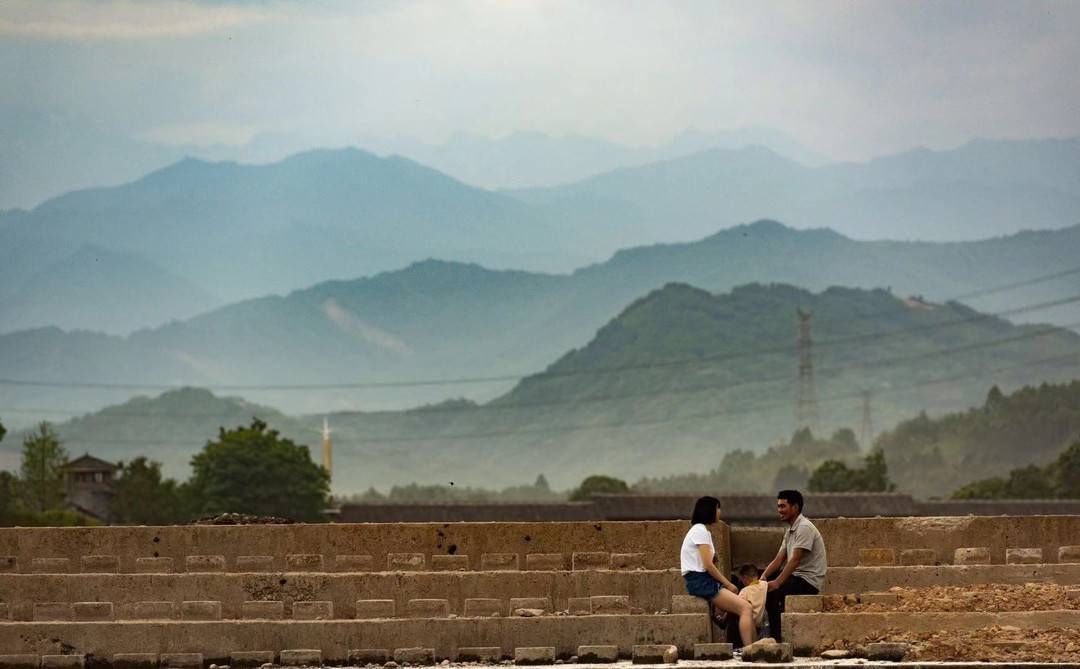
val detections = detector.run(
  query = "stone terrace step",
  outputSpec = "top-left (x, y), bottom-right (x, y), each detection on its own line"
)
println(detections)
top-left (0, 521), bottom-right (726, 574)
top-left (822, 563), bottom-right (1080, 594)
top-left (0, 614), bottom-right (708, 660)
top-left (0, 569), bottom-right (683, 619)
top-left (782, 609), bottom-right (1080, 655)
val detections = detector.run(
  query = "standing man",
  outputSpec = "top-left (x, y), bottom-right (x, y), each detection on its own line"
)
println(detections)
top-left (760, 490), bottom-right (827, 641)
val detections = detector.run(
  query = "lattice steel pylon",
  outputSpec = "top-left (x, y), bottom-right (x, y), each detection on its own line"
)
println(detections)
top-left (859, 388), bottom-right (874, 448)
top-left (795, 308), bottom-right (821, 435)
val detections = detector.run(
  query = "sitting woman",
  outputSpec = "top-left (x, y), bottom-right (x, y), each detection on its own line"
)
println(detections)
top-left (680, 496), bottom-right (756, 646)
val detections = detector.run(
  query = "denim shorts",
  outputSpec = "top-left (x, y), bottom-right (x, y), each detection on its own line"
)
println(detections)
top-left (683, 571), bottom-right (720, 599)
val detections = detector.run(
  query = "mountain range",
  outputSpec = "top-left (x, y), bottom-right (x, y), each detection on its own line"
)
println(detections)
top-left (5, 219), bottom-right (1080, 428)
top-left (2, 136), bottom-right (1079, 334)
top-left (8, 282), bottom-right (1080, 495)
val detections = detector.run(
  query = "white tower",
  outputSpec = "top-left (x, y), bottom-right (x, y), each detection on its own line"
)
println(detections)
top-left (319, 417), bottom-right (333, 481)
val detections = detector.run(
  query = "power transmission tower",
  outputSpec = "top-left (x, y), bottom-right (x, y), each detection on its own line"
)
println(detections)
top-left (859, 389), bottom-right (874, 448)
top-left (795, 308), bottom-right (821, 435)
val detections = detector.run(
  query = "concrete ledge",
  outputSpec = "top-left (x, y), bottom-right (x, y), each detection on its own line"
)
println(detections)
top-left (589, 596), bottom-right (630, 615)
top-left (1005, 548), bottom-right (1042, 564)
top-left (455, 647), bottom-right (501, 663)
top-left (898, 549), bottom-right (937, 566)
top-left (784, 609), bottom-right (1080, 651)
top-left (229, 651), bottom-right (275, 667)
top-left (954, 547), bottom-right (991, 565)
top-left (576, 645), bottom-right (618, 663)
top-left (567, 598), bottom-right (591, 615)
top-left (32, 604), bottom-right (72, 622)
top-left (354, 600), bottom-right (395, 619)
top-left (0, 614), bottom-right (708, 660)
top-left (610, 553), bottom-right (645, 570)
top-left (694, 643), bottom-right (733, 660)
top-left (387, 553), bottom-right (425, 571)
top-left (786, 595), bottom-right (823, 613)
top-left (333, 555), bottom-right (373, 572)
top-left (0, 656), bottom-right (38, 669)
top-left (0, 558), bottom-right (16, 574)
top-left (241, 601), bottom-right (284, 620)
top-left (858, 549), bottom-right (895, 567)
top-left (859, 592), bottom-right (899, 606)
top-left (406, 599), bottom-right (450, 618)
top-left (284, 555), bottom-right (323, 572)
top-left (235, 556), bottom-right (274, 572)
top-left (631, 644), bottom-right (677, 664)
top-left (514, 647), bottom-right (554, 665)
top-left (346, 649), bottom-right (387, 665)
top-left (159, 653), bottom-right (201, 668)
top-left (134, 558), bottom-right (172, 574)
top-left (291, 601), bottom-right (332, 621)
top-left (510, 598), bottom-right (551, 615)
top-left (463, 599), bottom-right (503, 618)
top-left (40, 656), bottom-right (82, 669)
top-left (81, 556), bottom-right (119, 574)
top-left (71, 602), bottom-right (113, 621)
top-left (1061, 545), bottom-right (1080, 564)
top-left (30, 560), bottom-right (71, 575)
top-left (185, 556), bottom-right (225, 573)
top-left (111, 653), bottom-right (157, 669)
top-left (525, 554), bottom-right (564, 571)
top-left (279, 649), bottom-right (320, 666)
top-left (179, 601), bottom-right (221, 621)
top-left (392, 648), bottom-right (434, 665)
top-left (671, 595), bottom-right (704, 614)
top-left (119, 602), bottom-right (177, 620)
top-left (822, 563), bottom-right (1080, 593)
top-left (572, 552), bottom-right (609, 571)
top-left (481, 553), bottom-right (520, 571)
top-left (430, 555), bottom-right (469, 572)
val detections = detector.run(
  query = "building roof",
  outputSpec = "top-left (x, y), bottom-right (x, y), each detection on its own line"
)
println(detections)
top-left (66, 453), bottom-right (120, 472)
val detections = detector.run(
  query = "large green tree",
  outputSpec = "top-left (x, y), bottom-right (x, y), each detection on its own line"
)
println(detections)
top-left (110, 457), bottom-right (192, 525)
top-left (187, 419), bottom-right (329, 521)
top-left (569, 475), bottom-right (629, 501)
top-left (808, 449), bottom-right (895, 493)
top-left (19, 422), bottom-right (69, 513)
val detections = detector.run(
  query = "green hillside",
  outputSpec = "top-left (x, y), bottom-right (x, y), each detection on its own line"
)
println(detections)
top-left (13, 283), bottom-right (1079, 495)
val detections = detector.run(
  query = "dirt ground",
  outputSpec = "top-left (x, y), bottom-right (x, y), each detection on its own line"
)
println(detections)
top-left (819, 624), bottom-right (1080, 663)
top-left (822, 583), bottom-right (1080, 612)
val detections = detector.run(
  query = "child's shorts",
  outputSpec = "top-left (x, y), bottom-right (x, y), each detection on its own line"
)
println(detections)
top-left (684, 571), bottom-right (720, 599)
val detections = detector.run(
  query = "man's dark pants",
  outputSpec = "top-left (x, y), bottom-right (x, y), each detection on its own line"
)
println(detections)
top-left (765, 575), bottom-right (819, 641)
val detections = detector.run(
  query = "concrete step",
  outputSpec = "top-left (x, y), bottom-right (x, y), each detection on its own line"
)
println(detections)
top-left (0, 569), bottom-right (682, 619)
top-left (782, 609), bottom-right (1080, 655)
top-left (0, 614), bottom-right (709, 660)
top-left (823, 563), bottom-right (1080, 593)
top-left (0, 521), bottom-right (722, 575)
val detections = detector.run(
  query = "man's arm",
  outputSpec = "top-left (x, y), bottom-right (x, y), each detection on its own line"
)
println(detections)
top-left (767, 547), bottom-right (806, 591)
top-left (760, 546), bottom-right (786, 581)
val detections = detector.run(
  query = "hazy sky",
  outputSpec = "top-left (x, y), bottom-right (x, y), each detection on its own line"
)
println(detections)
top-left (2, 0), bottom-right (1079, 162)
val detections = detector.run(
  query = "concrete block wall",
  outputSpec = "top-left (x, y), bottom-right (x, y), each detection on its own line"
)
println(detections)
top-left (730, 516), bottom-right (1080, 568)
top-left (0, 521), bottom-right (729, 575)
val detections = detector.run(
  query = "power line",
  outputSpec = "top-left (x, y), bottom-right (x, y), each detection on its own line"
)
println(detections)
top-left (2, 291), bottom-right (1080, 394)
top-left (32, 350), bottom-right (1080, 450)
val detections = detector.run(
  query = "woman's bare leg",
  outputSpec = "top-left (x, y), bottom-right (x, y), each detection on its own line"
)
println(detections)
top-left (711, 588), bottom-right (756, 646)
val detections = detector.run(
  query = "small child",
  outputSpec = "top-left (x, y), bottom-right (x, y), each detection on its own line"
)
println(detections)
top-left (736, 563), bottom-right (768, 629)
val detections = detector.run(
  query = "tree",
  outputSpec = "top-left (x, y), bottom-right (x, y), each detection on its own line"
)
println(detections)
top-left (860, 450), bottom-right (895, 492)
top-left (534, 474), bottom-right (550, 491)
top-left (772, 464), bottom-right (809, 492)
top-left (569, 475), bottom-right (629, 501)
top-left (0, 419), bottom-right (6, 444)
top-left (1051, 440), bottom-right (1080, 497)
top-left (187, 419), bottom-right (329, 521)
top-left (19, 422), bottom-right (68, 513)
top-left (807, 460), bottom-right (858, 493)
top-left (111, 457), bottom-right (192, 525)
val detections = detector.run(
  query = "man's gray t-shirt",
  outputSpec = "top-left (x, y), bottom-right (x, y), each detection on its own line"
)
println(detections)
top-left (780, 514), bottom-right (827, 591)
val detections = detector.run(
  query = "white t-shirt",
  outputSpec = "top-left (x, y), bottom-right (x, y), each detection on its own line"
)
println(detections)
top-left (680, 523), bottom-right (714, 574)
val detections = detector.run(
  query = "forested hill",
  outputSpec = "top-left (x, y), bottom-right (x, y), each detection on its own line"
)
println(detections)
top-left (19, 283), bottom-right (1080, 493)
top-left (877, 380), bottom-right (1080, 497)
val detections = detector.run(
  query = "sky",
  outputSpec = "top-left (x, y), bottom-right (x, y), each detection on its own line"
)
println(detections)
top-left (2, 0), bottom-right (1079, 164)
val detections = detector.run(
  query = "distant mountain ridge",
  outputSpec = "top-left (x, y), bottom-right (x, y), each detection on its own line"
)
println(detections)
top-left (4, 220), bottom-right (1080, 428)
top-left (2, 136), bottom-right (1078, 334)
